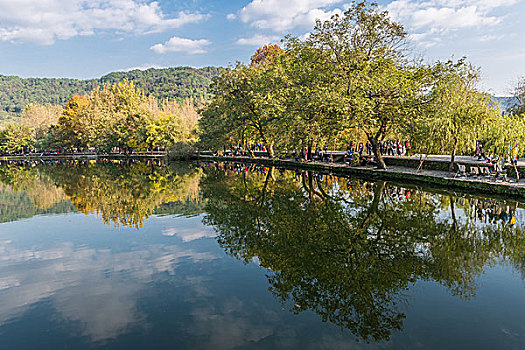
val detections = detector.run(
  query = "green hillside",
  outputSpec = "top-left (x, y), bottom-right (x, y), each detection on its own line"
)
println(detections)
top-left (493, 96), bottom-right (518, 112)
top-left (0, 66), bottom-right (221, 120)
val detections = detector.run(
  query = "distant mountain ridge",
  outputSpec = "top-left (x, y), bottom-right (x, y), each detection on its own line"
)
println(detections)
top-left (0, 66), bottom-right (222, 121)
top-left (0, 68), bottom-right (516, 122)
top-left (492, 96), bottom-right (518, 112)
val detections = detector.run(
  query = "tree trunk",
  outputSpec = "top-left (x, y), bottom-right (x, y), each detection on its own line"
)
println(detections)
top-left (369, 137), bottom-right (386, 169)
top-left (417, 154), bottom-right (428, 173)
top-left (449, 138), bottom-right (458, 173)
top-left (258, 167), bottom-right (273, 204)
top-left (449, 195), bottom-right (457, 234)
top-left (359, 181), bottom-right (385, 234)
top-left (267, 143), bottom-right (274, 158)
top-left (513, 162), bottom-right (520, 181)
top-left (301, 172), bottom-right (313, 199)
top-left (307, 141), bottom-right (312, 161)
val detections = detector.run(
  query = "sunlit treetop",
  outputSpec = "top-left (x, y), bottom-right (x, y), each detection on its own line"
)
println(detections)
top-left (250, 44), bottom-right (283, 68)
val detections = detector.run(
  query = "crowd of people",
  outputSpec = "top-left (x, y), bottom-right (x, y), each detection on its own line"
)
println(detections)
top-left (346, 141), bottom-right (372, 157)
top-left (475, 142), bottom-right (520, 167)
top-left (380, 140), bottom-right (411, 156)
top-left (229, 142), bottom-right (267, 156)
top-left (344, 140), bottom-right (411, 157)
top-left (456, 196), bottom-right (519, 226)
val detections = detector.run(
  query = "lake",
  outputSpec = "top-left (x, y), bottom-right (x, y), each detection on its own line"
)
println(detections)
top-left (1, 160), bottom-right (525, 349)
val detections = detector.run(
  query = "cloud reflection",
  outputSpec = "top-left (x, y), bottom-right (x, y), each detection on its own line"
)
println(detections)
top-left (0, 239), bottom-right (217, 342)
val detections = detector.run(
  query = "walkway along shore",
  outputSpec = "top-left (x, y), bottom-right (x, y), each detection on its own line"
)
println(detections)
top-left (199, 154), bottom-right (525, 200)
top-left (0, 151), bottom-right (168, 161)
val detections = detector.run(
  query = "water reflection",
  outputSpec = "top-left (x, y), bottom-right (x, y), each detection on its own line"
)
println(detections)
top-left (0, 215), bottom-right (218, 344)
top-left (2, 161), bottom-right (525, 347)
top-left (0, 160), bottom-right (204, 227)
top-left (201, 162), bottom-right (525, 342)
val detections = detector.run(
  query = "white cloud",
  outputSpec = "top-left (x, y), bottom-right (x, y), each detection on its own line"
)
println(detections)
top-left (236, 34), bottom-right (281, 46)
top-left (237, 0), bottom-right (345, 32)
top-left (151, 36), bottom-right (211, 54)
top-left (226, 13), bottom-right (237, 20)
top-left (0, 0), bottom-right (208, 45)
top-left (478, 34), bottom-right (506, 42)
top-left (386, 0), bottom-right (515, 34)
top-left (383, 0), bottom-right (518, 49)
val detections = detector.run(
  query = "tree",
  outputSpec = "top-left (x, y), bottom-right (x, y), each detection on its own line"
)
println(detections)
top-left (19, 103), bottom-right (62, 145)
top-left (414, 60), bottom-right (500, 172)
top-left (274, 36), bottom-right (344, 159)
top-left (62, 80), bottom-right (152, 152)
top-left (146, 97), bottom-right (200, 144)
top-left (199, 57), bottom-right (285, 157)
top-left (58, 94), bottom-right (90, 150)
top-left (250, 44), bottom-right (283, 68)
top-left (308, 0), bottom-right (433, 169)
top-left (0, 123), bottom-right (33, 153)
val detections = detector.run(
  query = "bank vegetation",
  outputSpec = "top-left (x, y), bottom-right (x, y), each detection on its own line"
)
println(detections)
top-left (199, 1), bottom-right (525, 170)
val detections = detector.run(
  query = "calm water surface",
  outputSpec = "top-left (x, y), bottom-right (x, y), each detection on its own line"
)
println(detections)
top-left (1, 161), bottom-right (525, 349)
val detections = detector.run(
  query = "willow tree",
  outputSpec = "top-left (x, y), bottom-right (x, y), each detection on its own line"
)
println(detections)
top-left (415, 60), bottom-right (500, 172)
top-left (309, 1), bottom-right (432, 169)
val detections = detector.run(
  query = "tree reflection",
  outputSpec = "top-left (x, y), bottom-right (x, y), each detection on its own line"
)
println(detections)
top-left (0, 161), bottom-right (204, 227)
top-left (201, 163), bottom-right (525, 342)
top-left (0, 164), bottom-right (75, 222)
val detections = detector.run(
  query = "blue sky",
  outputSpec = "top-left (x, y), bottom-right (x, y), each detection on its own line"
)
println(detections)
top-left (0, 0), bottom-right (523, 95)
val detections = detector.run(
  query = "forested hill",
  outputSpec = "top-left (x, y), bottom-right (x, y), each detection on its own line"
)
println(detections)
top-left (493, 96), bottom-right (518, 112)
top-left (0, 66), bottom-right (221, 119)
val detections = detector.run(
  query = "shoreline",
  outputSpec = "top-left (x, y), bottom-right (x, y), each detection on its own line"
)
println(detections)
top-left (199, 155), bottom-right (525, 200)
top-left (0, 153), bottom-right (168, 161)
top-left (3, 152), bottom-right (525, 199)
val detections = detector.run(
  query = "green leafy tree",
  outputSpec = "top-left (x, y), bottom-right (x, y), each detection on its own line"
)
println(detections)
top-left (200, 49), bottom-right (285, 157)
top-left (414, 60), bottom-right (500, 172)
top-left (0, 123), bottom-right (33, 153)
top-left (309, 1), bottom-right (433, 168)
top-left (274, 37), bottom-right (344, 158)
